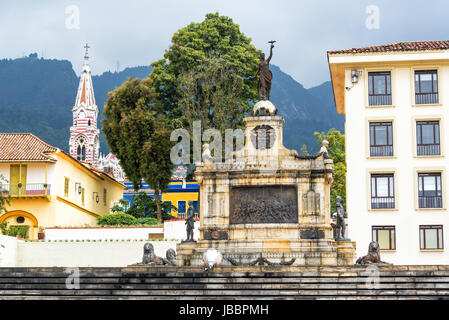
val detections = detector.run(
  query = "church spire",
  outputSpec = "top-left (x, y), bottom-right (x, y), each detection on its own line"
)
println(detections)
top-left (74, 43), bottom-right (96, 108)
top-left (69, 43), bottom-right (100, 166)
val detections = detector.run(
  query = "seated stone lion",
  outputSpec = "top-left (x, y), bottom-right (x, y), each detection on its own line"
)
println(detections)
top-left (355, 241), bottom-right (390, 265)
top-left (165, 248), bottom-right (177, 266)
top-left (136, 243), bottom-right (177, 266)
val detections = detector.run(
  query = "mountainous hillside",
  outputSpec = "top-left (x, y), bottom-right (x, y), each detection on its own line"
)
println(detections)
top-left (270, 66), bottom-right (344, 152)
top-left (0, 54), bottom-right (342, 155)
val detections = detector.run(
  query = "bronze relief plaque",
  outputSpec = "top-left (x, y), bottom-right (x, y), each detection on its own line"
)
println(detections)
top-left (230, 185), bottom-right (298, 224)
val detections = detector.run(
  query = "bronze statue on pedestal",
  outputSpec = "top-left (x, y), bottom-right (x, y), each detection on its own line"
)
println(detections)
top-left (254, 41), bottom-right (275, 101)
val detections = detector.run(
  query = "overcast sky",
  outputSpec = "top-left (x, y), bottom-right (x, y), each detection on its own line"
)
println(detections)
top-left (1, 0), bottom-right (448, 88)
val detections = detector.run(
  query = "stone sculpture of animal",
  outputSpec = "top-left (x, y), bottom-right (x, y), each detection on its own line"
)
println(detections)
top-left (355, 241), bottom-right (389, 265)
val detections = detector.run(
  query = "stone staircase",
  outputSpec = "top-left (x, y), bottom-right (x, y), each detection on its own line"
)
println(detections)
top-left (0, 265), bottom-right (448, 300)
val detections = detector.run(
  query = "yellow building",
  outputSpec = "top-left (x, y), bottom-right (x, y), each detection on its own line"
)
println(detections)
top-left (123, 180), bottom-right (199, 219)
top-left (0, 133), bottom-right (125, 239)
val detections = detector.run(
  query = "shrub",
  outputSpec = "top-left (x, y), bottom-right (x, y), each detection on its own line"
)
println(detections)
top-left (0, 221), bottom-right (8, 235)
top-left (97, 212), bottom-right (137, 226)
top-left (6, 225), bottom-right (29, 239)
top-left (132, 217), bottom-right (160, 226)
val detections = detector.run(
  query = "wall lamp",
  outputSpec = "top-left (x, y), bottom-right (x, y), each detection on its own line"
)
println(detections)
top-left (75, 183), bottom-right (82, 195)
top-left (351, 69), bottom-right (362, 83)
top-left (93, 192), bottom-right (100, 203)
top-left (345, 69), bottom-right (363, 91)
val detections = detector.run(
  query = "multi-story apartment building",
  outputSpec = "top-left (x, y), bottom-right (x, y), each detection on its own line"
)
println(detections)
top-left (328, 41), bottom-right (449, 264)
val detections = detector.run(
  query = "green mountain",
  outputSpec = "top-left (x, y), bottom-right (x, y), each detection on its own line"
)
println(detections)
top-left (0, 54), bottom-right (342, 155)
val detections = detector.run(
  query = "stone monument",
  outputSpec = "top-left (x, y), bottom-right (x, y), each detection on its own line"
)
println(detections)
top-left (176, 42), bottom-right (356, 266)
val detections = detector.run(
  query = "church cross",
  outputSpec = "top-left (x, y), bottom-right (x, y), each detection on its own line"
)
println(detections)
top-left (84, 43), bottom-right (90, 59)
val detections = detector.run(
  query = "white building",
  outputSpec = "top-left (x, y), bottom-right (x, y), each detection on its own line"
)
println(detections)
top-left (328, 40), bottom-right (449, 265)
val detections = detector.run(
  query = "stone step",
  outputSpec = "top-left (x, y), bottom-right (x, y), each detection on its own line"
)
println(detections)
top-left (0, 277), bottom-right (448, 284)
top-left (0, 289), bottom-right (448, 296)
top-left (0, 283), bottom-right (449, 290)
top-left (0, 266), bottom-right (448, 299)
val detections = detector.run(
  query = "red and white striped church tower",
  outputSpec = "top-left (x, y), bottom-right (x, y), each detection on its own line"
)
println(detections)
top-left (69, 44), bottom-right (100, 166)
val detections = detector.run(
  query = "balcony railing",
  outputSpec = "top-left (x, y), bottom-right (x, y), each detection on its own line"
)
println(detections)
top-left (417, 144), bottom-right (440, 156)
top-left (0, 183), bottom-right (51, 197)
top-left (369, 94), bottom-right (392, 106)
top-left (175, 213), bottom-right (199, 219)
top-left (415, 93), bottom-right (439, 105)
top-left (419, 196), bottom-right (442, 208)
top-left (371, 196), bottom-right (395, 209)
top-left (370, 145), bottom-right (393, 157)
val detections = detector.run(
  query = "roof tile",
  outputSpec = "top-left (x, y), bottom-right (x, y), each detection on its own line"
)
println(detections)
top-left (0, 133), bottom-right (57, 162)
top-left (328, 40), bottom-right (449, 55)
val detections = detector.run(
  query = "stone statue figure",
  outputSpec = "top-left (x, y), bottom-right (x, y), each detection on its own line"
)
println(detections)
top-left (184, 200), bottom-right (196, 242)
top-left (202, 143), bottom-right (211, 162)
top-left (319, 140), bottom-right (330, 159)
top-left (255, 42), bottom-right (275, 101)
top-left (334, 196), bottom-right (348, 240)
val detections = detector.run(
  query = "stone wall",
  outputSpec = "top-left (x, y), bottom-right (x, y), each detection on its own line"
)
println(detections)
top-left (15, 241), bottom-right (177, 267)
top-left (0, 235), bottom-right (18, 267)
top-left (45, 226), bottom-right (164, 241)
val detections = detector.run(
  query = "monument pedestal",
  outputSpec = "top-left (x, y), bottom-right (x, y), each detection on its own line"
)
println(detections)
top-left (177, 100), bottom-right (356, 267)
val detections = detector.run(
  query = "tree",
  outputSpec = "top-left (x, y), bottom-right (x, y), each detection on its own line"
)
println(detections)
top-left (150, 12), bottom-right (260, 121)
top-left (177, 55), bottom-right (248, 137)
top-left (111, 198), bottom-right (130, 213)
top-left (102, 77), bottom-right (174, 222)
top-left (315, 129), bottom-right (346, 214)
top-left (0, 174), bottom-right (10, 216)
top-left (302, 129), bottom-right (346, 213)
top-left (126, 191), bottom-right (176, 220)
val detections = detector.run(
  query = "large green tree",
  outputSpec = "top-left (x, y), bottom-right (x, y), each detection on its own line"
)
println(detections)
top-left (177, 55), bottom-right (248, 136)
top-left (302, 128), bottom-right (346, 213)
top-left (150, 12), bottom-right (261, 124)
top-left (102, 78), bottom-right (174, 222)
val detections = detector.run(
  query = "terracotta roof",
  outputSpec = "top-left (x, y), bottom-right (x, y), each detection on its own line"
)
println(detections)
top-left (0, 133), bottom-right (57, 162)
top-left (328, 40), bottom-right (449, 55)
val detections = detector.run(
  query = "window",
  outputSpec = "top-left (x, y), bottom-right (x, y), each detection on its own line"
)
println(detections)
top-left (415, 70), bottom-right (438, 104)
top-left (192, 200), bottom-right (198, 213)
top-left (9, 164), bottom-right (27, 196)
top-left (416, 121), bottom-right (440, 156)
top-left (371, 174), bottom-right (395, 209)
top-left (103, 188), bottom-right (107, 206)
top-left (76, 137), bottom-right (86, 161)
top-left (64, 177), bottom-right (69, 197)
top-left (420, 225), bottom-right (444, 250)
top-left (418, 173), bottom-right (442, 208)
top-left (177, 201), bottom-right (186, 213)
top-left (369, 122), bottom-right (393, 157)
top-left (372, 226), bottom-right (396, 250)
top-left (191, 200), bottom-right (199, 219)
top-left (368, 72), bottom-right (392, 106)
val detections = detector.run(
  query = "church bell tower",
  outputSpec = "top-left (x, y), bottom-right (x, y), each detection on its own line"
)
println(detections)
top-left (69, 44), bottom-right (100, 166)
